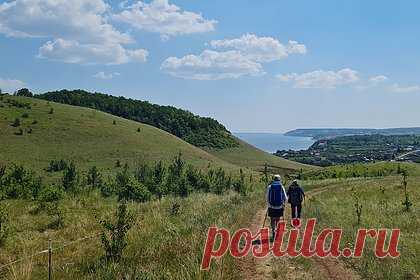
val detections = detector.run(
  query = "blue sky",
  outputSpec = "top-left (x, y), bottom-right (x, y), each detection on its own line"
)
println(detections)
top-left (1, 0), bottom-right (420, 132)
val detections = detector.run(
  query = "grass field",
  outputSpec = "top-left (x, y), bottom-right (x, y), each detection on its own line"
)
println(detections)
top-left (298, 172), bottom-right (420, 280)
top-left (0, 186), bottom-right (266, 279)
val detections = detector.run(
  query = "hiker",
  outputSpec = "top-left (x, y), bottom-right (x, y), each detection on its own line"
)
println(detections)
top-left (266, 175), bottom-right (288, 240)
top-left (287, 179), bottom-right (305, 219)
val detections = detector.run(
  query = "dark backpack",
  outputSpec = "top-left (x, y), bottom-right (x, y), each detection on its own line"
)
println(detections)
top-left (288, 186), bottom-right (304, 205)
top-left (268, 181), bottom-right (286, 207)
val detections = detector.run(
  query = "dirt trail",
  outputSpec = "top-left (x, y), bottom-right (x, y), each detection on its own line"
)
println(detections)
top-left (240, 186), bottom-right (360, 280)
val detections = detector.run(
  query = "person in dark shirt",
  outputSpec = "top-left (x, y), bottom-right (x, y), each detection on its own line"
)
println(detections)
top-left (287, 180), bottom-right (305, 219)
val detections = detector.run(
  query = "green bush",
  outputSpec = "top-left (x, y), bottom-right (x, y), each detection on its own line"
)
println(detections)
top-left (1, 164), bottom-right (42, 199)
top-left (11, 118), bottom-right (20, 127)
top-left (87, 166), bottom-right (103, 189)
top-left (100, 201), bottom-right (133, 263)
top-left (47, 159), bottom-right (68, 172)
top-left (62, 162), bottom-right (79, 192)
top-left (37, 185), bottom-right (65, 228)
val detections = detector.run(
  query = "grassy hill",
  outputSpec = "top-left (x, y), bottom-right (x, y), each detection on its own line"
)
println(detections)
top-left (0, 95), bottom-right (308, 174)
top-left (36, 89), bottom-right (239, 149)
top-left (0, 95), bottom-right (237, 173)
top-left (207, 137), bottom-right (313, 175)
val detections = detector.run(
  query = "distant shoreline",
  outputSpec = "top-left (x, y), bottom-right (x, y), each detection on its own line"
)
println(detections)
top-left (234, 132), bottom-right (315, 153)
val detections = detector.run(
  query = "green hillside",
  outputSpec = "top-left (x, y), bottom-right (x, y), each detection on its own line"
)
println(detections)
top-left (36, 89), bottom-right (238, 149)
top-left (207, 137), bottom-right (312, 175)
top-left (0, 95), bottom-right (307, 174)
top-left (0, 95), bottom-right (237, 173)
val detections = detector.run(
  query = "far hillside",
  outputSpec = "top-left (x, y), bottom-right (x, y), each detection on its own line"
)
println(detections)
top-left (36, 89), bottom-right (238, 149)
top-left (277, 134), bottom-right (420, 166)
top-left (0, 95), bottom-right (237, 173)
top-left (286, 127), bottom-right (420, 139)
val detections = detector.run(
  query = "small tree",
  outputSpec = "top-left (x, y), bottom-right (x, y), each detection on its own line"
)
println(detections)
top-left (101, 176), bottom-right (116, 198)
top-left (401, 172), bottom-right (412, 211)
top-left (0, 203), bottom-right (9, 247)
top-left (134, 163), bottom-right (150, 184)
top-left (379, 186), bottom-right (388, 211)
top-left (62, 162), bottom-right (78, 192)
top-left (37, 185), bottom-right (65, 229)
top-left (233, 169), bottom-right (247, 196)
top-left (263, 163), bottom-right (270, 185)
top-left (352, 190), bottom-right (363, 225)
top-left (87, 166), bottom-right (102, 189)
top-left (48, 108), bottom-right (54, 114)
top-left (116, 165), bottom-right (151, 202)
top-left (100, 200), bottom-right (133, 263)
top-left (152, 161), bottom-right (166, 200)
top-left (11, 118), bottom-right (20, 127)
top-left (166, 153), bottom-right (185, 196)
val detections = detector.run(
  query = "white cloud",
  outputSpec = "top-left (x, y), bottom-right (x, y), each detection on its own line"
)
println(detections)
top-left (113, 0), bottom-right (217, 39)
top-left (389, 83), bottom-right (420, 93)
top-left (93, 71), bottom-right (121, 79)
top-left (210, 34), bottom-right (306, 63)
top-left (277, 68), bottom-right (360, 89)
top-left (369, 75), bottom-right (388, 84)
top-left (161, 50), bottom-right (264, 80)
top-left (0, 0), bottom-right (147, 64)
top-left (0, 77), bottom-right (25, 92)
top-left (0, 0), bottom-right (130, 44)
top-left (38, 39), bottom-right (147, 65)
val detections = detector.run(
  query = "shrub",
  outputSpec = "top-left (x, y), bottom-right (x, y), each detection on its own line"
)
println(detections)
top-left (47, 159), bottom-right (68, 172)
top-left (14, 128), bottom-right (23, 135)
top-left (134, 163), bottom-right (150, 185)
top-left (101, 180), bottom-right (116, 198)
top-left (401, 173), bottom-right (412, 211)
top-left (11, 118), bottom-right (20, 127)
top-left (100, 200), bottom-right (133, 263)
top-left (118, 176), bottom-right (151, 202)
top-left (151, 161), bottom-right (166, 200)
top-left (233, 169), bottom-right (247, 196)
top-left (87, 166), bottom-right (103, 189)
top-left (32, 120), bottom-right (38, 125)
top-left (21, 112), bottom-right (29, 118)
top-left (37, 185), bottom-right (65, 228)
top-left (0, 203), bottom-right (9, 247)
top-left (2, 164), bottom-right (42, 199)
top-left (352, 190), bottom-right (363, 225)
top-left (62, 162), bottom-right (79, 192)
top-left (48, 108), bottom-right (54, 114)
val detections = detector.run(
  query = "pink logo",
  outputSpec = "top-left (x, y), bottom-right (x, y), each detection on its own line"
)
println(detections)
top-left (201, 218), bottom-right (400, 270)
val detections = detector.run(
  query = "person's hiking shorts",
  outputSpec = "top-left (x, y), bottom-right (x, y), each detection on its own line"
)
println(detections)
top-left (268, 207), bottom-right (284, 218)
